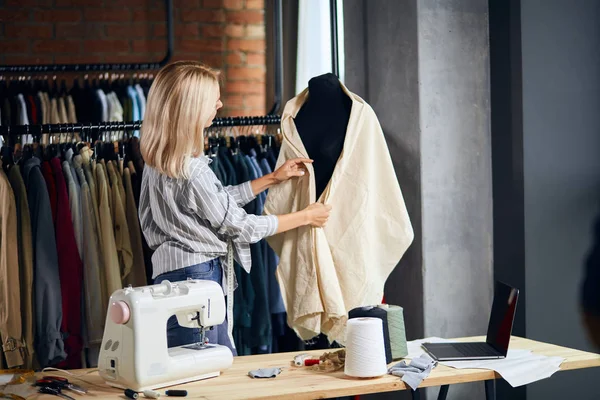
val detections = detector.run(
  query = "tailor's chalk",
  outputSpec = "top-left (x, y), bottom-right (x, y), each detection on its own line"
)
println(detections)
top-left (124, 388), bottom-right (139, 399)
top-left (165, 389), bottom-right (187, 397)
top-left (304, 359), bottom-right (320, 366)
top-left (143, 390), bottom-right (161, 398)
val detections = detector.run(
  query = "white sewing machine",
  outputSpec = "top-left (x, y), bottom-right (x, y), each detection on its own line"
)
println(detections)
top-left (98, 279), bottom-right (234, 391)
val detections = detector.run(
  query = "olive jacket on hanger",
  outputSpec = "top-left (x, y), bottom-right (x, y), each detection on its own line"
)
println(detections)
top-left (8, 165), bottom-right (36, 369)
top-left (0, 162), bottom-right (24, 368)
top-left (264, 83), bottom-right (414, 344)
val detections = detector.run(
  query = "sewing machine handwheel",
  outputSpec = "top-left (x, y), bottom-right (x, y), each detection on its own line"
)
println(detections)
top-left (110, 301), bottom-right (131, 324)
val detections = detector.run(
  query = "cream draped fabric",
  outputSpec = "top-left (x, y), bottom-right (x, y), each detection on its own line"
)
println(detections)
top-left (264, 83), bottom-right (414, 344)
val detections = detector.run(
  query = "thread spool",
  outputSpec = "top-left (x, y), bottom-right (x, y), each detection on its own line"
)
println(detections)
top-left (344, 318), bottom-right (387, 378)
top-left (377, 304), bottom-right (408, 360)
top-left (294, 354), bottom-right (311, 366)
top-left (349, 306), bottom-right (392, 363)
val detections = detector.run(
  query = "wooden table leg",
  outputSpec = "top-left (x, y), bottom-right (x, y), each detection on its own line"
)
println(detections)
top-left (437, 385), bottom-right (450, 400)
top-left (485, 380), bottom-right (496, 400)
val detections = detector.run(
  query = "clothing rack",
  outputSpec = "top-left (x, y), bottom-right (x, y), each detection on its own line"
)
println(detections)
top-left (0, 0), bottom-right (173, 74)
top-left (329, 0), bottom-right (340, 78)
top-left (269, 0), bottom-right (284, 115)
top-left (0, 115), bottom-right (282, 137)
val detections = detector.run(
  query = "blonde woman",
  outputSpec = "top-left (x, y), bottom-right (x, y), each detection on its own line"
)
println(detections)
top-left (138, 61), bottom-right (331, 354)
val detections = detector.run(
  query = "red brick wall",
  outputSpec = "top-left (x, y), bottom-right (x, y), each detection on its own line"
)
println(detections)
top-left (0, 0), bottom-right (267, 117)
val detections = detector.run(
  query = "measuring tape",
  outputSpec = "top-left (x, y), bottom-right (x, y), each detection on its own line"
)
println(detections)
top-left (0, 370), bottom-right (34, 385)
top-left (0, 393), bottom-right (26, 400)
top-left (226, 239), bottom-right (236, 350)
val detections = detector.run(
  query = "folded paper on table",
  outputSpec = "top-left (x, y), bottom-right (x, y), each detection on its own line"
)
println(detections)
top-left (407, 338), bottom-right (565, 387)
top-left (0, 374), bottom-right (14, 385)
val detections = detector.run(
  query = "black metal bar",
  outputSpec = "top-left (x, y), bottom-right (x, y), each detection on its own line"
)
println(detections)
top-left (411, 389), bottom-right (421, 400)
top-left (437, 385), bottom-right (450, 400)
top-left (0, 0), bottom-right (173, 74)
top-left (485, 379), bottom-right (496, 400)
top-left (268, 0), bottom-right (283, 115)
top-left (163, 0), bottom-right (174, 66)
top-left (0, 115), bottom-right (282, 136)
top-left (329, 0), bottom-right (339, 77)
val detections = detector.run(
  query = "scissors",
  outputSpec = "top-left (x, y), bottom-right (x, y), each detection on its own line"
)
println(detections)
top-left (37, 385), bottom-right (75, 400)
top-left (40, 376), bottom-right (87, 395)
top-left (34, 376), bottom-right (87, 398)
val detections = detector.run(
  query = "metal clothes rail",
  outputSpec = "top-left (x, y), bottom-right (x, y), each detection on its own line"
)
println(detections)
top-left (0, 115), bottom-right (282, 137)
top-left (268, 0), bottom-right (284, 115)
top-left (0, 0), bottom-right (174, 73)
top-left (329, 0), bottom-right (340, 78)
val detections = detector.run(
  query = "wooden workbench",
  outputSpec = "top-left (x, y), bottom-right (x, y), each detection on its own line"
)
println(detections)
top-left (27, 336), bottom-right (600, 399)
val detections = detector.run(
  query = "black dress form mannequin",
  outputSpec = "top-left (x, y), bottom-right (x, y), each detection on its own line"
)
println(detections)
top-left (293, 73), bottom-right (351, 354)
top-left (294, 73), bottom-right (352, 199)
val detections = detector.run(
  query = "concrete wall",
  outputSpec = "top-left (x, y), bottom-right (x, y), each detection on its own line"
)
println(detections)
top-left (345, 1), bottom-right (493, 399)
top-left (418, 0), bottom-right (493, 341)
top-left (521, 1), bottom-right (600, 398)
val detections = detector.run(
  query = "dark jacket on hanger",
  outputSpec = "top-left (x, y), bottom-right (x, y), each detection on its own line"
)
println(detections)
top-left (1, 98), bottom-right (10, 126)
top-left (218, 147), bottom-right (236, 187)
top-left (41, 161), bottom-right (57, 221)
top-left (50, 157), bottom-right (84, 369)
top-left (231, 153), bottom-right (255, 356)
top-left (23, 157), bottom-right (66, 368)
top-left (242, 156), bottom-right (271, 351)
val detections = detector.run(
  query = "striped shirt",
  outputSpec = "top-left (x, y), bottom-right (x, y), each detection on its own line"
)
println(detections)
top-left (139, 155), bottom-right (279, 279)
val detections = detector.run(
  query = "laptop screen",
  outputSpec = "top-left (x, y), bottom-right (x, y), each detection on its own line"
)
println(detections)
top-left (486, 281), bottom-right (520, 356)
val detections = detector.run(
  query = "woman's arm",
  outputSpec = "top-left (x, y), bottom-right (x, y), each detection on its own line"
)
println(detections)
top-left (223, 157), bottom-right (311, 206)
top-left (191, 172), bottom-right (331, 242)
top-left (275, 203), bottom-right (331, 233)
top-left (192, 173), bottom-right (277, 243)
top-left (250, 157), bottom-right (312, 196)
top-left (223, 181), bottom-right (256, 207)
top-left (250, 172), bottom-right (278, 195)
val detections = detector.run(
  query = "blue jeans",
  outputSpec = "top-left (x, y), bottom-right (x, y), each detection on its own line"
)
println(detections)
top-left (154, 259), bottom-right (237, 356)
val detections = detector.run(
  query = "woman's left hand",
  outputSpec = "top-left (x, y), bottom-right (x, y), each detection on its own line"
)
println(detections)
top-left (273, 158), bottom-right (313, 183)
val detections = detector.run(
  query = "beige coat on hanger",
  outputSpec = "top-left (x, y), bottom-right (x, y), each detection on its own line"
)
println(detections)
top-left (264, 83), bottom-right (414, 344)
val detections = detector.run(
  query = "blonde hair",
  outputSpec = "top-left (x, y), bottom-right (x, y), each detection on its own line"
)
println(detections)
top-left (140, 61), bottom-right (220, 179)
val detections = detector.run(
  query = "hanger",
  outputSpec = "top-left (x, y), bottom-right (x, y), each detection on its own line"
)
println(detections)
top-left (21, 125), bottom-right (33, 163)
top-left (71, 77), bottom-right (80, 93)
top-left (60, 78), bottom-right (67, 96)
top-left (51, 76), bottom-right (59, 97)
top-left (42, 76), bottom-right (50, 93)
top-left (63, 124), bottom-right (73, 155)
top-left (0, 78), bottom-right (7, 96)
top-left (229, 127), bottom-right (239, 156)
top-left (0, 127), bottom-right (14, 172)
top-left (33, 130), bottom-right (43, 160)
top-left (119, 122), bottom-right (128, 161)
top-left (43, 128), bottom-right (54, 162)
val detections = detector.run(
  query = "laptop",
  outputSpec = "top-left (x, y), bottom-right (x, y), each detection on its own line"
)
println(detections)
top-left (421, 281), bottom-right (520, 361)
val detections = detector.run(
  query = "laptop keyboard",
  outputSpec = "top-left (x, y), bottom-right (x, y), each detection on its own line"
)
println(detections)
top-left (452, 342), bottom-right (500, 357)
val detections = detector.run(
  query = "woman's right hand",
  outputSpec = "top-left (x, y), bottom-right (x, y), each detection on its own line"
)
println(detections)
top-left (304, 203), bottom-right (332, 227)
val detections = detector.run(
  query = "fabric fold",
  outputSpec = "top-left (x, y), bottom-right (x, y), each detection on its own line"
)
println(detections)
top-left (264, 82), bottom-right (414, 344)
